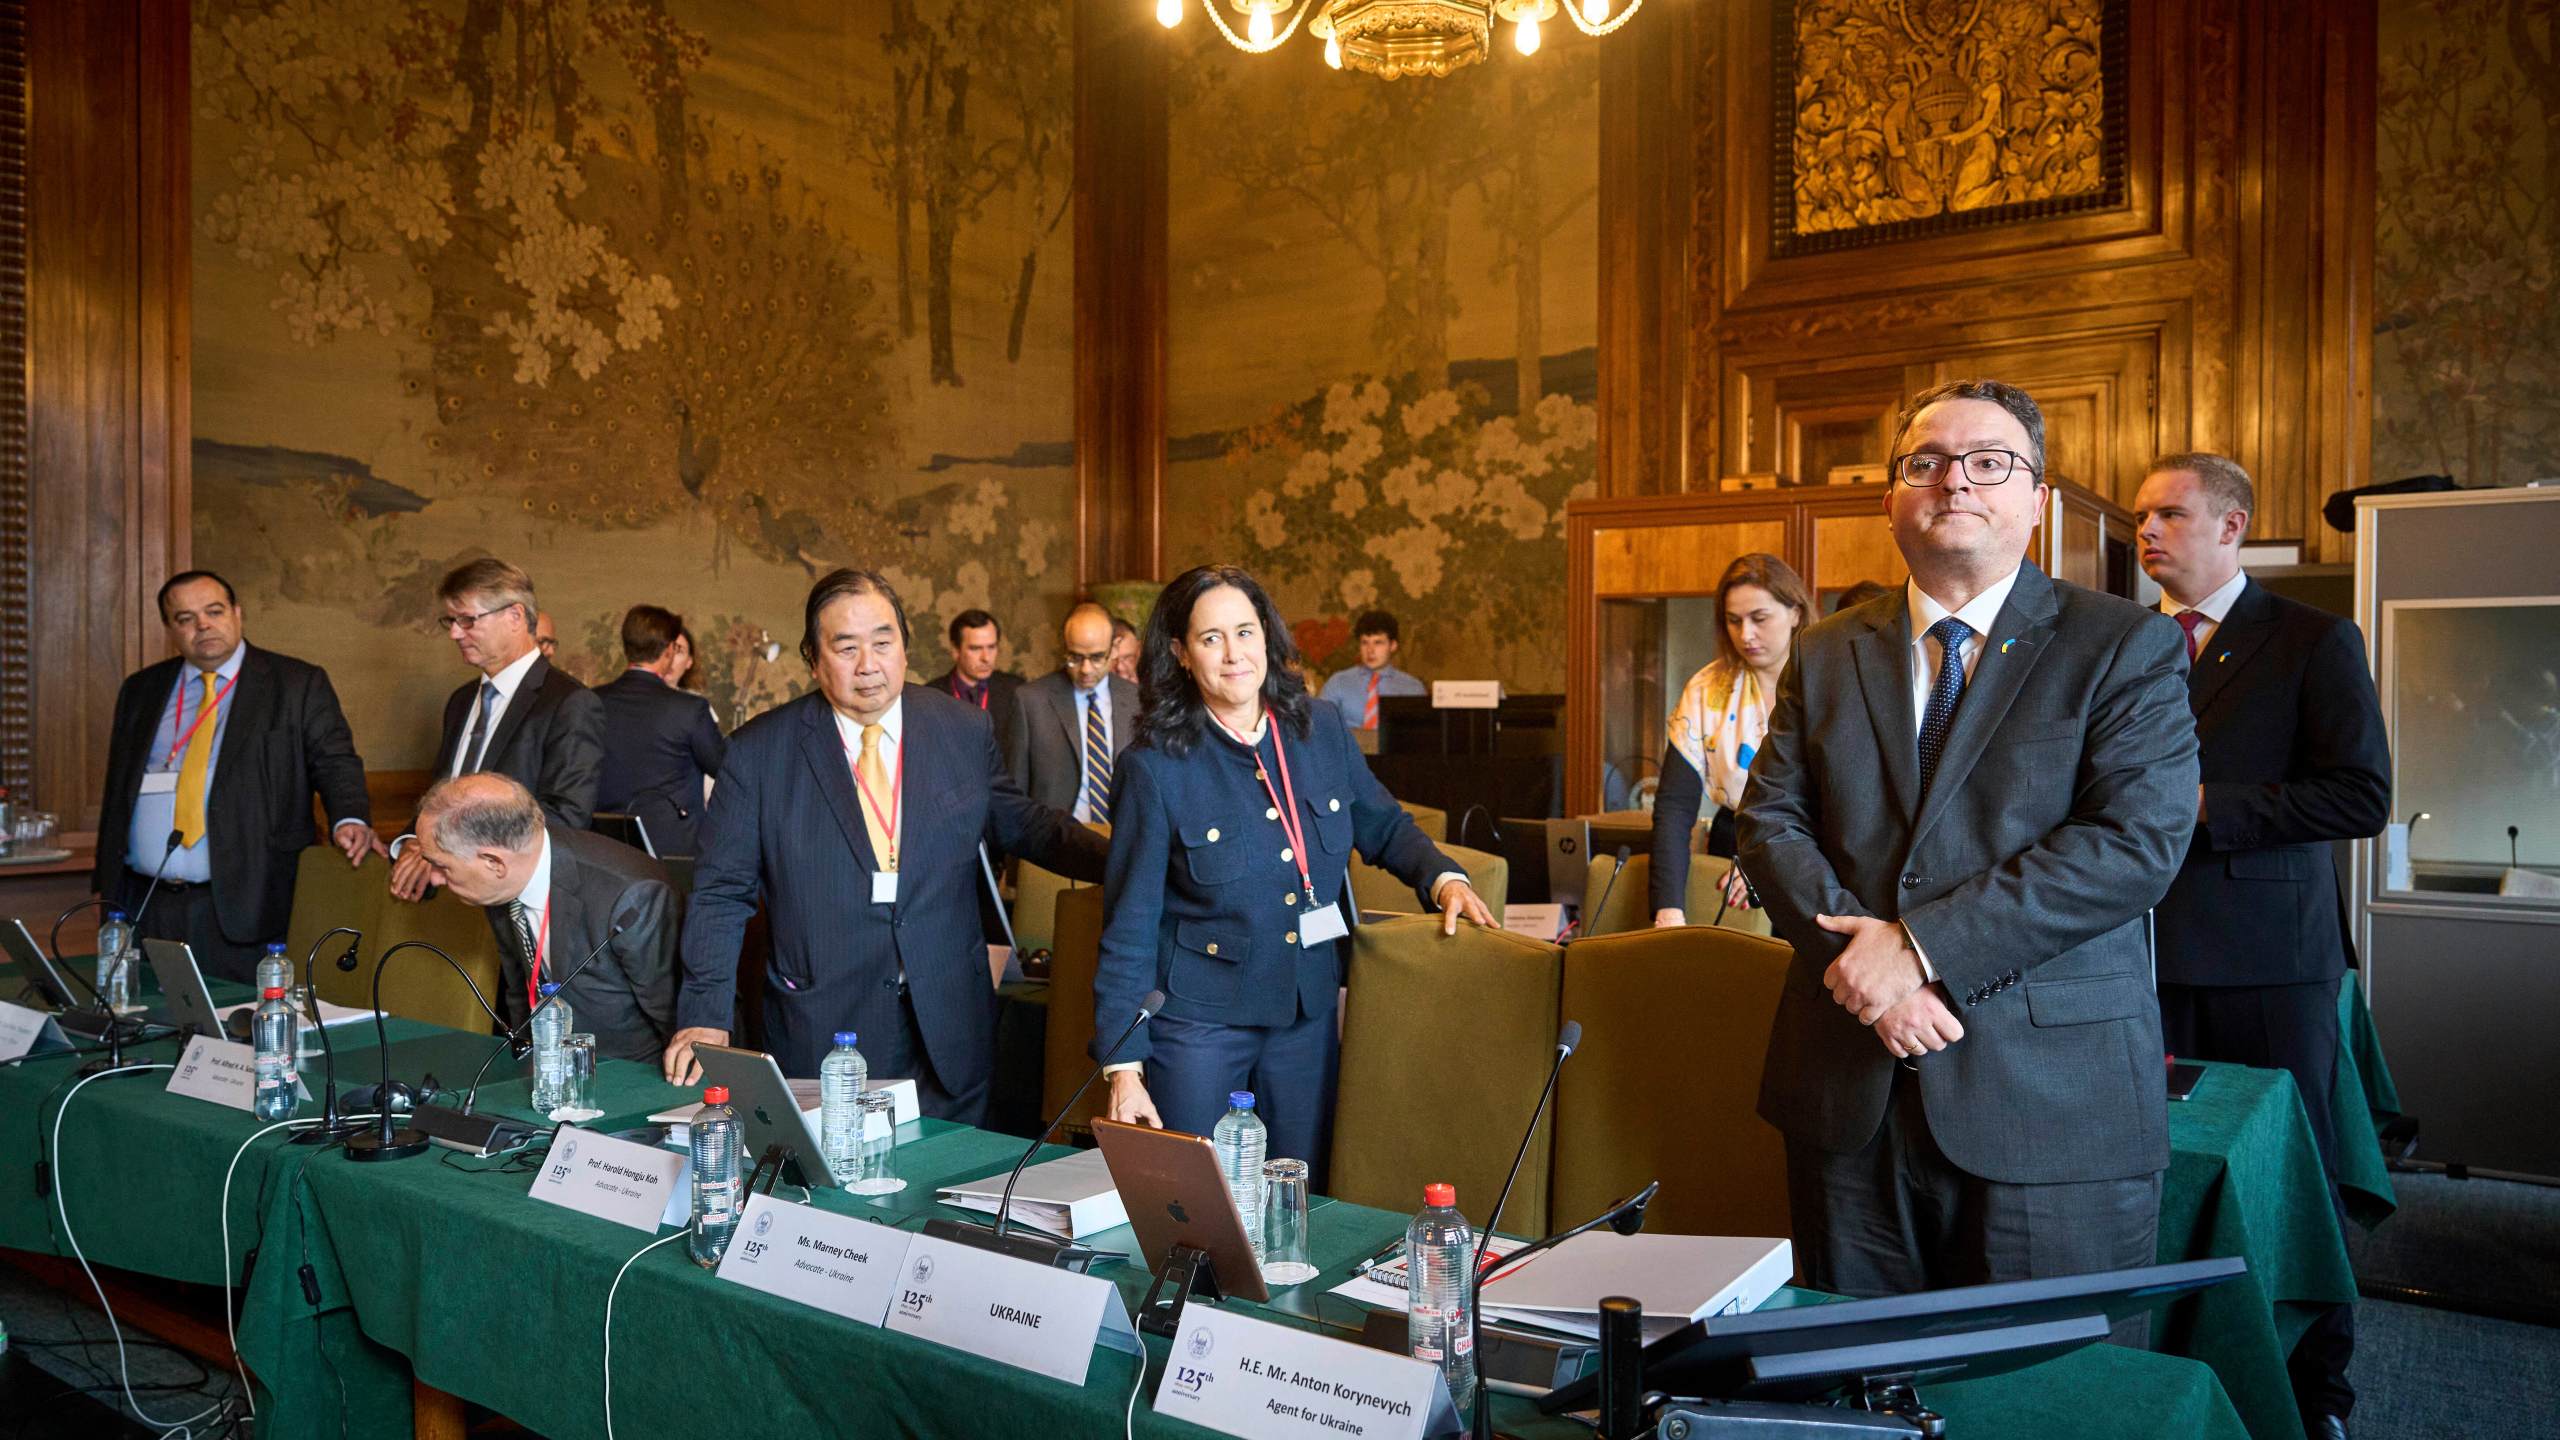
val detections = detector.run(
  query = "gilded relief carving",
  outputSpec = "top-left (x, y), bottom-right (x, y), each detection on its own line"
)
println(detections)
top-left (1776, 0), bottom-right (2124, 252)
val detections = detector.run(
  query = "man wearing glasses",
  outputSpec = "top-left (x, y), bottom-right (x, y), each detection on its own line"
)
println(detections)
top-left (1007, 602), bottom-right (1140, 823)
top-left (387, 558), bottom-right (605, 902)
top-left (1738, 379), bottom-right (2198, 1338)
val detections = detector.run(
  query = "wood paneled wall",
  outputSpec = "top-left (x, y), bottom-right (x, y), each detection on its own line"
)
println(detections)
top-left (1596, 0), bottom-right (2377, 566)
top-left (1072, 0), bottom-right (1168, 587)
top-left (21, 0), bottom-right (190, 830)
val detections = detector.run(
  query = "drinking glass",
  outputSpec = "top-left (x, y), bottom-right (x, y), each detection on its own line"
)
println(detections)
top-left (848, 1089), bottom-right (905, 1195)
top-left (1261, 1158), bottom-right (1318, 1286)
top-left (556, 1033), bottom-right (598, 1118)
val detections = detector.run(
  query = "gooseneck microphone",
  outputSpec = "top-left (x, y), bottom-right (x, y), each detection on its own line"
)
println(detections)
top-left (457, 922), bottom-right (629, 1117)
top-left (343, 940), bottom-right (506, 1163)
top-left (995, 988), bottom-right (1165, 1239)
top-left (287, 927), bottom-right (364, 1146)
top-left (1570, 846), bottom-right (1632, 941)
top-left (1468, 1019), bottom-right (1585, 1440)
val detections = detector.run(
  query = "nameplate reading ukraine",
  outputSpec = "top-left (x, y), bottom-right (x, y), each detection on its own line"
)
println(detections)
top-left (1154, 1300), bottom-right (1459, 1439)
top-left (165, 1035), bottom-right (308, 1113)
top-left (528, 1125), bottom-right (686, 1233)
top-left (883, 1231), bottom-right (1141, 1385)
top-left (715, 1192), bottom-right (913, 1327)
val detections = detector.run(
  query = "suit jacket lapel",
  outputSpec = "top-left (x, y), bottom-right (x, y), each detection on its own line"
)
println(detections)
top-left (797, 696), bottom-right (883, 873)
top-left (208, 649), bottom-right (278, 810)
top-left (2187, 580), bottom-right (2279, 724)
top-left (545, 834), bottom-right (598, 979)
top-left (1051, 680), bottom-right (1081, 759)
top-left (1851, 609), bottom-right (1922, 823)
top-left (477, 656), bottom-right (552, 772)
top-left (1110, 680), bottom-right (1139, 756)
top-left (1909, 566), bottom-right (2062, 848)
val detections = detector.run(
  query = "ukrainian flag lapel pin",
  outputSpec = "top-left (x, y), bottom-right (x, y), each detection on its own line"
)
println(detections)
top-left (1999, 638), bottom-right (2019, 655)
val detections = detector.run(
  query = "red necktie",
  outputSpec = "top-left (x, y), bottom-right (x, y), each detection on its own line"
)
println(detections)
top-left (2175, 609), bottom-right (2208, 662)
top-left (1363, 670), bottom-right (1380, 730)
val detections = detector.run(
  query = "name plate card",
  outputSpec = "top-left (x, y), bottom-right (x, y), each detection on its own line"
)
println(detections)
top-left (1429, 680), bottom-right (1502, 710)
top-left (0, 1000), bottom-right (69, 1062)
top-left (883, 1231), bottom-right (1141, 1386)
top-left (165, 1036), bottom-right (307, 1112)
top-left (1501, 903), bottom-right (1566, 942)
top-left (1154, 1301), bottom-right (1460, 1440)
top-left (529, 1125), bottom-right (687, 1233)
top-left (715, 1192), bottom-right (914, 1327)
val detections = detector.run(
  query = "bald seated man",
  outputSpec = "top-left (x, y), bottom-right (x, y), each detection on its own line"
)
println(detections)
top-left (1007, 602), bottom-right (1141, 823)
top-left (411, 772), bottom-right (679, 1063)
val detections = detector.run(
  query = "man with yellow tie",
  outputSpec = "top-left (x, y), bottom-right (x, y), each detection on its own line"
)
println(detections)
top-left (666, 569), bottom-right (1105, 1120)
top-left (93, 572), bottom-right (375, 981)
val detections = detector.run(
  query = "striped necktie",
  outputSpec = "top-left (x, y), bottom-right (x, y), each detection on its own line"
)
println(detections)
top-left (1363, 669), bottom-right (1380, 730)
top-left (1082, 689), bottom-right (1114, 822)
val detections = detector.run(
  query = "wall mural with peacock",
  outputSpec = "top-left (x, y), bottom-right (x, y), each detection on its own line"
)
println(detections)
top-left (191, 0), bottom-right (1076, 765)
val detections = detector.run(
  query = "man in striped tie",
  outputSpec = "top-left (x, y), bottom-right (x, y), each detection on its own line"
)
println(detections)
top-left (1317, 610), bottom-right (1427, 734)
top-left (1006, 603), bottom-right (1140, 823)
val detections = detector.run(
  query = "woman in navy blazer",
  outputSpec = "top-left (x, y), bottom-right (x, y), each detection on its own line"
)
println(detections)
top-left (1095, 565), bottom-right (1493, 1172)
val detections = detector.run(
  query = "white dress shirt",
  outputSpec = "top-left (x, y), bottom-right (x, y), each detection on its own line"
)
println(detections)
top-left (449, 645), bottom-right (545, 778)
top-left (513, 829), bottom-right (556, 976)
top-left (832, 697), bottom-right (905, 849)
top-left (1895, 566), bottom-right (2025, 987)
top-left (2159, 567), bottom-right (2248, 656)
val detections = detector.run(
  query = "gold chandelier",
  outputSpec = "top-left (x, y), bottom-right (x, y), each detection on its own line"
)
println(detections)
top-left (1155, 0), bottom-right (1644, 81)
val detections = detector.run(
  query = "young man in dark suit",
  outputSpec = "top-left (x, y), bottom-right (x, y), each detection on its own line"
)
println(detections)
top-left (388, 558), bottom-right (604, 900)
top-left (925, 608), bottom-right (1024, 762)
top-left (2137, 453), bottom-right (2390, 1440)
top-left (593, 605), bottom-right (726, 856)
top-left (1739, 380), bottom-right (2199, 1333)
top-left (410, 773), bottom-right (677, 1064)
top-left (667, 570), bottom-right (1106, 1121)
top-left (94, 571), bottom-right (375, 980)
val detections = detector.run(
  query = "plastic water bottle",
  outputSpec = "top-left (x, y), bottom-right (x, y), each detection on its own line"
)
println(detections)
top-left (255, 941), bottom-right (292, 997)
top-left (818, 1031), bottom-right (868, 1178)
top-left (688, 1085), bottom-right (743, 1268)
top-left (1407, 1182), bottom-right (1477, 1418)
top-left (251, 987), bottom-right (298, 1121)
top-left (95, 910), bottom-right (134, 1011)
top-left (1212, 1091), bottom-right (1268, 1263)
top-left (529, 982), bottom-right (572, 1114)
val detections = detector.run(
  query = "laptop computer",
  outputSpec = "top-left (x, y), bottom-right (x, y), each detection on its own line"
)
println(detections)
top-left (3, 917), bottom-right (120, 1038)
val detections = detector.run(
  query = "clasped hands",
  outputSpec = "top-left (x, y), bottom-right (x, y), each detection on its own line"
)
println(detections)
top-left (1815, 913), bottom-right (1965, 1060)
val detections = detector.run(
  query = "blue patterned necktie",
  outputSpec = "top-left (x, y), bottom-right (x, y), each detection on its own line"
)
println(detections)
top-left (1081, 688), bottom-right (1114, 822)
top-left (1916, 616), bottom-right (1975, 796)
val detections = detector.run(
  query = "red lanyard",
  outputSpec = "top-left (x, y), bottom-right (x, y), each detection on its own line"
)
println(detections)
top-left (950, 676), bottom-right (988, 710)
top-left (1212, 710), bottom-right (1315, 905)
top-left (523, 903), bottom-right (552, 1019)
top-left (163, 672), bottom-right (237, 767)
top-left (845, 730), bottom-right (904, 870)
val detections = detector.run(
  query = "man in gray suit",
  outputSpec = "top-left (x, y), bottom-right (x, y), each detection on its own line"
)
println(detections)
top-left (1738, 379), bottom-right (2198, 1318)
top-left (412, 772), bottom-right (679, 1064)
top-left (1007, 602), bottom-right (1140, 824)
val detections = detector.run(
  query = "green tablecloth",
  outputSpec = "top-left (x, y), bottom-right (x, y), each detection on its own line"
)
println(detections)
top-left (2331, 971), bottom-right (2399, 1227)
top-left (2160, 1062), bottom-right (2361, 1440)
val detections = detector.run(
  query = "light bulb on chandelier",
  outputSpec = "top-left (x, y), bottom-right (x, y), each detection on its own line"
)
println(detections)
top-left (1324, 32), bottom-right (1342, 67)
top-left (1158, 0), bottom-right (1182, 26)
top-left (1514, 10), bottom-right (1541, 53)
top-left (1248, 4), bottom-right (1273, 43)
top-left (1584, 0), bottom-right (1609, 20)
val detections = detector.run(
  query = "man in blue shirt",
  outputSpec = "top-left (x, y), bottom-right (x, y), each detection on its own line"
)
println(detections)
top-left (1317, 611), bottom-right (1426, 733)
top-left (92, 572), bottom-right (374, 980)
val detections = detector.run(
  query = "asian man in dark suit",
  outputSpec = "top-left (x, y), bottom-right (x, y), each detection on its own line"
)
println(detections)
top-left (1738, 380), bottom-right (2199, 1331)
top-left (389, 558), bottom-right (605, 901)
top-left (2136, 453), bottom-right (2389, 1440)
top-left (409, 772), bottom-right (677, 1064)
top-left (1007, 602), bottom-right (1141, 823)
top-left (667, 570), bottom-right (1107, 1121)
top-left (94, 571), bottom-right (375, 980)
top-left (593, 605), bottom-right (726, 856)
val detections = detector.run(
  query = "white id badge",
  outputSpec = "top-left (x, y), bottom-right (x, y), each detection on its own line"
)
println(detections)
top-left (1298, 903), bottom-right (1350, 947)
top-left (139, 771), bottom-right (179, 795)
top-left (871, 871), bottom-right (899, 904)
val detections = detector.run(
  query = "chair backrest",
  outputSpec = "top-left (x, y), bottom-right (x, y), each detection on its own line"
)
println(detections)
top-left (1040, 885), bottom-right (1110, 1140)
top-left (1400, 802), bottom-right (1447, 842)
top-left (1347, 842), bottom-right (1510, 925)
top-left (1331, 915), bottom-right (1559, 1234)
top-left (368, 885), bottom-right (509, 1035)
top-left (1579, 852), bottom-right (1773, 939)
top-left (289, 848), bottom-right (388, 1008)
top-left (1012, 822), bottom-right (1105, 955)
top-left (1551, 925), bottom-right (1794, 1239)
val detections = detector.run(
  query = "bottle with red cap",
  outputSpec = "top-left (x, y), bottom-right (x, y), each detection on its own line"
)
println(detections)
top-left (687, 1084), bottom-right (743, 1268)
top-left (1406, 1181), bottom-right (1477, 1417)
top-left (251, 986), bottom-right (299, 1121)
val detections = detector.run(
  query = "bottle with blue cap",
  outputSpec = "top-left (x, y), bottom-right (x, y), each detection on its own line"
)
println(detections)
top-left (255, 941), bottom-right (292, 998)
top-left (818, 1030), bottom-right (868, 1177)
top-left (529, 981), bottom-right (573, 1114)
top-left (1213, 1091), bottom-right (1268, 1263)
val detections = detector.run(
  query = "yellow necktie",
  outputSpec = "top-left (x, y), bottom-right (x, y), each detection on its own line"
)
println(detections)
top-left (856, 722), bottom-right (897, 871)
top-left (173, 669), bottom-right (220, 847)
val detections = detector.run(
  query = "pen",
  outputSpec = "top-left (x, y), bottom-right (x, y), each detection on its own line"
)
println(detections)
top-left (1348, 1236), bottom-right (1406, 1278)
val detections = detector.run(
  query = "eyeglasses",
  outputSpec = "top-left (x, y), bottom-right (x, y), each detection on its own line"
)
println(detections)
top-left (1065, 649), bottom-right (1113, 668)
top-left (1888, 448), bottom-right (2041, 487)
top-left (441, 604), bottom-right (519, 635)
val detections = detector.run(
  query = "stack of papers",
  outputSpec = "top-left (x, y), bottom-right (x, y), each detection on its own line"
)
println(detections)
top-left (935, 1148), bottom-right (1127, 1240)
top-left (1478, 1232), bottom-right (1792, 1340)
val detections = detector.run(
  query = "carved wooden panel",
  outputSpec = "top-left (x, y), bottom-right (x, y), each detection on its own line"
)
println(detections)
top-left (0, 0), bottom-right (26, 798)
top-left (1774, 0), bottom-right (2129, 256)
